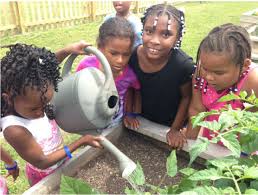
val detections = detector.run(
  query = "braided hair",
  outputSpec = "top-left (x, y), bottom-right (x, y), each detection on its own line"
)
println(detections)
top-left (1, 43), bottom-right (61, 118)
top-left (141, 3), bottom-right (185, 49)
top-left (97, 17), bottom-right (135, 49)
top-left (194, 23), bottom-right (252, 92)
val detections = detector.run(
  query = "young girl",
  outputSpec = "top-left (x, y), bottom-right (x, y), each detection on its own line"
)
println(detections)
top-left (76, 17), bottom-right (141, 129)
top-left (186, 23), bottom-right (258, 141)
top-left (1, 43), bottom-right (103, 186)
top-left (128, 4), bottom-right (195, 149)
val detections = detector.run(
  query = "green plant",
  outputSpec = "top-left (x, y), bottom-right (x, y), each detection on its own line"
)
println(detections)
top-left (61, 91), bottom-right (258, 195)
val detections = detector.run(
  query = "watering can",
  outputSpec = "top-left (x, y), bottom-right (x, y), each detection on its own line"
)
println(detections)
top-left (52, 46), bottom-right (119, 135)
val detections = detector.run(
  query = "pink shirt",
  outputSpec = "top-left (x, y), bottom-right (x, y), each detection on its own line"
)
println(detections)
top-left (200, 64), bottom-right (258, 141)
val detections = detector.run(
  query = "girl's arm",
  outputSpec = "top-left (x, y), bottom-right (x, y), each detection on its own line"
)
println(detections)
top-left (123, 88), bottom-right (141, 129)
top-left (133, 89), bottom-right (141, 114)
top-left (0, 146), bottom-right (19, 181)
top-left (166, 81), bottom-right (192, 149)
top-left (186, 78), bottom-right (206, 139)
top-left (55, 40), bottom-right (91, 63)
top-left (0, 146), bottom-right (16, 166)
top-left (4, 126), bottom-right (102, 170)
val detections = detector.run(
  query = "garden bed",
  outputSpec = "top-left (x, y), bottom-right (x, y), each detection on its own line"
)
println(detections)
top-left (23, 117), bottom-right (231, 195)
top-left (74, 130), bottom-right (204, 194)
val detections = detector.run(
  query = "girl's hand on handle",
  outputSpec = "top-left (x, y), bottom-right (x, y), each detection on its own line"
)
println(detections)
top-left (66, 40), bottom-right (92, 55)
top-left (80, 134), bottom-right (103, 149)
top-left (55, 40), bottom-right (92, 63)
top-left (166, 128), bottom-right (187, 150)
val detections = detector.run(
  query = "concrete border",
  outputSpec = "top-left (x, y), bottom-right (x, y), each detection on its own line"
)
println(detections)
top-left (129, 117), bottom-right (232, 160)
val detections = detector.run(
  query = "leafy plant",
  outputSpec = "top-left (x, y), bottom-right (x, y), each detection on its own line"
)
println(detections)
top-left (60, 91), bottom-right (258, 195)
top-left (60, 175), bottom-right (101, 194)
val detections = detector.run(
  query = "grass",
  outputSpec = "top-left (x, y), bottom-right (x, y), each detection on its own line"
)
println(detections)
top-left (0, 2), bottom-right (257, 194)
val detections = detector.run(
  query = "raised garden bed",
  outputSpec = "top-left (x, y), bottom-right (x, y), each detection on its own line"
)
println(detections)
top-left (23, 117), bottom-right (231, 195)
top-left (75, 130), bottom-right (204, 194)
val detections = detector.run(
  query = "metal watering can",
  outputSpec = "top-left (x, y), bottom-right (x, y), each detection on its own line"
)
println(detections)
top-left (52, 46), bottom-right (119, 135)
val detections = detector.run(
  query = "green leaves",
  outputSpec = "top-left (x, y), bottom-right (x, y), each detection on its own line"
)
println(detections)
top-left (189, 137), bottom-right (209, 165)
top-left (220, 134), bottom-right (241, 157)
top-left (166, 150), bottom-right (177, 177)
top-left (60, 175), bottom-right (100, 194)
top-left (191, 110), bottom-right (218, 128)
top-left (188, 168), bottom-right (225, 181)
top-left (197, 121), bottom-right (221, 131)
top-left (130, 162), bottom-right (145, 185)
top-left (180, 167), bottom-right (197, 176)
top-left (207, 157), bottom-right (238, 169)
top-left (218, 92), bottom-right (240, 102)
top-left (242, 167), bottom-right (258, 179)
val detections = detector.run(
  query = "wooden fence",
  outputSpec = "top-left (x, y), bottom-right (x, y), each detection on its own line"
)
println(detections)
top-left (0, 0), bottom-right (167, 37)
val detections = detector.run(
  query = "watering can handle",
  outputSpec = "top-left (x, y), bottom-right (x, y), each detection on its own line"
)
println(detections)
top-left (61, 46), bottom-right (113, 85)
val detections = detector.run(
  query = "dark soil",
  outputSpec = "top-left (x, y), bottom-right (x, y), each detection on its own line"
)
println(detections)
top-left (75, 129), bottom-right (204, 194)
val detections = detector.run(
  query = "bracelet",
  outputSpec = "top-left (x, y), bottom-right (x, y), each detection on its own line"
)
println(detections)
top-left (64, 145), bottom-right (72, 159)
top-left (125, 112), bottom-right (140, 118)
top-left (5, 161), bottom-right (18, 171)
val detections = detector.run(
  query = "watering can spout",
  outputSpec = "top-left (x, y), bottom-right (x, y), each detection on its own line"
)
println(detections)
top-left (99, 136), bottom-right (137, 179)
top-left (52, 46), bottom-right (119, 134)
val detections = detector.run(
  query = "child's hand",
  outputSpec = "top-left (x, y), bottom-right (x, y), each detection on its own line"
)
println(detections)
top-left (66, 40), bottom-right (92, 55)
top-left (166, 128), bottom-right (187, 150)
top-left (81, 135), bottom-right (103, 149)
top-left (5, 163), bottom-right (19, 181)
top-left (123, 115), bottom-right (140, 130)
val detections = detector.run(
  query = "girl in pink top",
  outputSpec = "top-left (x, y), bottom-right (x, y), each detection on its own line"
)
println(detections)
top-left (76, 17), bottom-right (141, 129)
top-left (186, 23), bottom-right (258, 143)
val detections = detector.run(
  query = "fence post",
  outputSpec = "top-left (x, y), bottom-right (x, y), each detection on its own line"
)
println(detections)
top-left (11, 1), bottom-right (25, 34)
top-left (89, 1), bottom-right (96, 21)
top-left (134, 1), bottom-right (139, 15)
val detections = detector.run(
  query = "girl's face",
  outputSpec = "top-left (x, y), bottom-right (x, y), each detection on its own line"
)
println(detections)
top-left (199, 51), bottom-right (242, 91)
top-left (99, 37), bottom-right (132, 76)
top-left (142, 14), bottom-right (178, 60)
top-left (13, 85), bottom-right (54, 119)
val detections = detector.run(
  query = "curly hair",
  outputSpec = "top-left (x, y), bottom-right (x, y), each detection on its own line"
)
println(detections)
top-left (1, 43), bottom-right (61, 117)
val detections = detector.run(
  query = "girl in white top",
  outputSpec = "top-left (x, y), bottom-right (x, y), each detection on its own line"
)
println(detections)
top-left (1, 43), bottom-right (103, 186)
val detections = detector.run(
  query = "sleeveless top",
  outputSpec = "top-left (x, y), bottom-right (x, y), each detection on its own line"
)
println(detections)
top-left (1, 114), bottom-right (64, 172)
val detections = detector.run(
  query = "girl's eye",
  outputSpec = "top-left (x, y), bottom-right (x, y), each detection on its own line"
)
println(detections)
top-left (163, 31), bottom-right (171, 38)
top-left (110, 52), bottom-right (118, 56)
top-left (214, 72), bottom-right (224, 75)
top-left (145, 29), bottom-right (152, 35)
